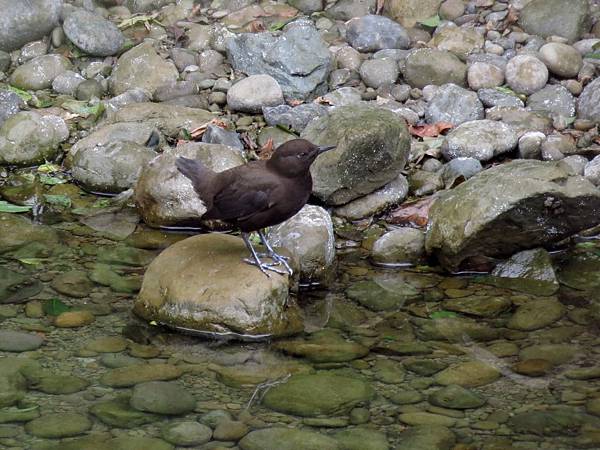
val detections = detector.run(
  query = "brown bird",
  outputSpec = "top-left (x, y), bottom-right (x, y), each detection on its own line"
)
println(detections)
top-left (175, 138), bottom-right (335, 276)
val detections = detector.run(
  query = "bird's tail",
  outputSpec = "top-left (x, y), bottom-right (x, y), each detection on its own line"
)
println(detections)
top-left (175, 157), bottom-right (216, 203)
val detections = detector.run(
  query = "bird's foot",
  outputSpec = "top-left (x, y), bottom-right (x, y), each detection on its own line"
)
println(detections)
top-left (256, 252), bottom-right (290, 261)
top-left (269, 252), bottom-right (293, 276)
top-left (243, 258), bottom-right (287, 277)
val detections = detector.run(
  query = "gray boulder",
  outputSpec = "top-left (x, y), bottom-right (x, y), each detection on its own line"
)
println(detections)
top-left (109, 42), bottom-right (179, 96)
top-left (425, 84), bottom-right (484, 126)
top-left (0, 91), bottom-right (24, 127)
top-left (134, 142), bottom-right (244, 227)
top-left (442, 120), bottom-right (518, 161)
top-left (301, 104), bottom-right (410, 205)
top-left (268, 205), bottom-right (335, 282)
top-left (577, 77), bottom-right (600, 123)
top-left (226, 19), bottom-right (332, 101)
top-left (426, 160), bottom-right (600, 270)
top-left (63, 9), bottom-right (125, 57)
top-left (134, 233), bottom-right (303, 338)
top-left (9, 54), bottom-right (72, 90)
top-left (403, 49), bottom-right (467, 89)
top-left (227, 75), bottom-right (284, 113)
top-left (359, 58), bottom-right (399, 88)
top-left (519, 0), bottom-right (590, 43)
top-left (346, 14), bottom-right (410, 52)
top-left (0, 112), bottom-right (68, 166)
top-left (326, 0), bottom-right (375, 21)
top-left (491, 248), bottom-right (559, 296)
top-left (478, 88), bottom-right (524, 109)
top-left (527, 85), bottom-right (575, 120)
top-left (0, 0), bottom-right (62, 52)
top-left (201, 124), bottom-right (243, 151)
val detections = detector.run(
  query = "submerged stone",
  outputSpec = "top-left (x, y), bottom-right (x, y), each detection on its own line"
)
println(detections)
top-left (507, 297), bottom-right (564, 331)
top-left (490, 248), bottom-right (559, 295)
top-left (273, 331), bottom-right (369, 363)
top-left (346, 279), bottom-right (419, 311)
top-left (435, 361), bottom-right (501, 387)
top-left (262, 372), bottom-right (374, 417)
top-left (25, 412), bottom-right (91, 438)
top-left (509, 407), bottom-right (600, 436)
top-left (239, 427), bottom-right (339, 450)
top-left (91, 396), bottom-right (157, 428)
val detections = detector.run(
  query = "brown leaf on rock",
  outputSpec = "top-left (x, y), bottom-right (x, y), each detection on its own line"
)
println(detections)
top-left (288, 99), bottom-right (304, 107)
top-left (189, 118), bottom-right (228, 140)
top-left (409, 122), bottom-right (453, 138)
top-left (387, 196), bottom-right (436, 228)
top-left (249, 19), bottom-right (266, 32)
top-left (376, 0), bottom-right (385, 15)
top-left (258, 138), bottom-right (274, 160)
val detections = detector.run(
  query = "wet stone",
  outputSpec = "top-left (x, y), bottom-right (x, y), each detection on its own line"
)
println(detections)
top-left (262, 372), bottom-right (374, 417)
top-left (429, 384), bottom-right (486, 409)
top-left (86, 336), bottom-right (129, 353)
top-left (99, 353), bottom-right (145, 368)
top-left (443, 295), bottom-right (511, 318)
top-left (130, 381), bottom-right (195, 415)
top-left (0, 330), bottom-right (43, 352)
top-left (346, 280), bottom-right (419, 311)
top-left (213, 420), bottom-right (249, 441)
top-left (108, 435), bottom-right (174, 450)
top-left (101, 364), bottom-right (183, 387)
top-left (91, 396), bottom-right (157, 428)
top-left (507, 297), bottom-right (564, 331)
top-left (162, 420), bottom-right (212, 446)
top-left (334, 428), bottom-right (389, 450)
top-left (399, 412), bottom-right (456, 427)
top-left (564, 366), bottom-right (600, 380)
top-left (372, 359), bottom-right (405, 384)
top-left (239, 427), bottom-right (339, 450)
top-left (404, 358), bottom-right (448, 376)
top-left (50, 270), bottom-right (93, 298)
top-left (63, 9), bottom-right (125, 56)
top-left (509, 407), bottom-right (600, 437)
top-left (435, 361), bottom-right (501, 387)
top-left (513, 359), bottom-right (553, 377)
top-left (519, 344), bottom-right (578, 365)
top-left (25, 412), bottom-right (92, 438)
top-left (54, 310), bottom-right (95, 328)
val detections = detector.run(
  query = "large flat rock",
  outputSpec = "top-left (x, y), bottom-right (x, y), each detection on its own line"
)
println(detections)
top-left (134, 233), bottom-right (303, 338)
top-left (426, 160), bottom-right (600, 271)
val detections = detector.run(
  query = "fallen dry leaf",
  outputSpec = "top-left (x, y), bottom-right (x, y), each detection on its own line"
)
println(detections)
top-left (314, 96), bottom-right (333, 105)
top-left (249, 19), bottom-right (266, 32)
top-left (387, 196), bottom-right (436, 228)
top-left (241, 132), bottom-right (258, 150)
top-left (409, 122), bottom-right (453, 138)
top-left (376, 0), bottom-right (385, 14)
top-left (189, 118), bottom-right (228, 140)
top-left (258, 138), bottom-right (274, 160)
top-left (288, 99), bottom-right (304, 107)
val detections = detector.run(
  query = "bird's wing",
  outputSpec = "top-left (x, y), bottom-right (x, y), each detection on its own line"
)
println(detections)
top-left (210, 173), bottom-right (277, 221)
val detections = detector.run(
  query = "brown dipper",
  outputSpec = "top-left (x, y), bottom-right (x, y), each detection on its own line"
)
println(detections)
top-left (175, 139), bottom-right (335, 276)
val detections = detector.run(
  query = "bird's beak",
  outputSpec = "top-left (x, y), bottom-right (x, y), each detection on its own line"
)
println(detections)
top-left (317, 145), bottom-right (336, 154)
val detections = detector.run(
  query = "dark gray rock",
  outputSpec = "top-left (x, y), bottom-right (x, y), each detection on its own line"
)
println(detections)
top-left (0, 91), bottom-right (24, 127)
top-left (478, 88), bottom-right (524, 108)
top-left (0, 0), bottom-right (62, 52)
top-left (326, 0), bottom-right (375, 21)
top-left (442, 120), bottom-right (517, 161)
top-left (0, 50), bottom-right (10, 72)
top-left (346, 14), bottom-right (410, 52)
top-left (527, 85), bottom-right (575, 119)
top-left (578, 77), bottom-right (600, 123)
top-left (226, 19), bottom-right (332, 101)
top-left (202, 124), bottom-right (243, 151)
top-left (440, 157), bottom-right (483, 187)
top-left (63, 9), bottom-right (124, 56)
top-left (519, 0), bottom-right (590, 43)
top-left (425, 84), bottom-right (484, 126)
top-left (263, 103), bottom-right (329, 132)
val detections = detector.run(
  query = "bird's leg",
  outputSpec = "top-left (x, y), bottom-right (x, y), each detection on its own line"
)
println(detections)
top-left (241, 232), bottom-right (286, 277)
top-left (258, 230), bottom-right (293, 276)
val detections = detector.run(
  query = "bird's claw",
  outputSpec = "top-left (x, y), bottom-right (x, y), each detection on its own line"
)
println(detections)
top-left (243, 258), bottom-right (287, 276)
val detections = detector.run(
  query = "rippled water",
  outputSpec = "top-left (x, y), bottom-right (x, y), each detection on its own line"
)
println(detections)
top-left (1, 216), bottom-right (600, 450)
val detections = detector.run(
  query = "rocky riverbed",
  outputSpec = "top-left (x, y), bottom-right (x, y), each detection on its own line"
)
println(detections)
top-left (2, 0), bottom-right (600, 449)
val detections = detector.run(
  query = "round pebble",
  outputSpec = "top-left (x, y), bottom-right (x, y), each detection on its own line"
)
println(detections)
top-left (0, 330), bottom-right (44, 352)
top-left (505, 55), bottom-right (548, 95)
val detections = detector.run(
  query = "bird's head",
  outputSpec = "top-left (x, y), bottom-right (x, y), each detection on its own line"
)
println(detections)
top-left (267, 139), bottom-right (336, 177)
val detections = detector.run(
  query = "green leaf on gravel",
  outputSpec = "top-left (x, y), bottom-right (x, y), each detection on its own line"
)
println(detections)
top-left (430, 310), bottom-right (458, 320)
top-left (585, 52), bottom-right (600, 59)
top-left (43, 298), bottom-right (71, 316)
top-left (61, 99), bottom-right (104, 118)
top-left (419, 14), bottom-right (441, 27)
top-left (0, 201), bottom-right (32, 213)
top-left (43, 194), bottom-right (72, 208)
top-left (39, 174), bottom-right (67, 185)
top-left (7, 85), bottom-right (33, 102)
top-left (37, 163), bottom-right (62, 174)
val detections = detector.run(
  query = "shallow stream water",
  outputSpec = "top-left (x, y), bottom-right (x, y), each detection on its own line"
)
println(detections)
top-left (1, 213), bottom-right (600, 450)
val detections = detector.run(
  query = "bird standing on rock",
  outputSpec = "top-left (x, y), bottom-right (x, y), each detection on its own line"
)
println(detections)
top-left (175, 139), bottom-right (335, 277)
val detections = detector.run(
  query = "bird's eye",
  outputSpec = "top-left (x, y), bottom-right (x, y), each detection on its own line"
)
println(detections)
top-left (297, 153), bottom-right (305, 158)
